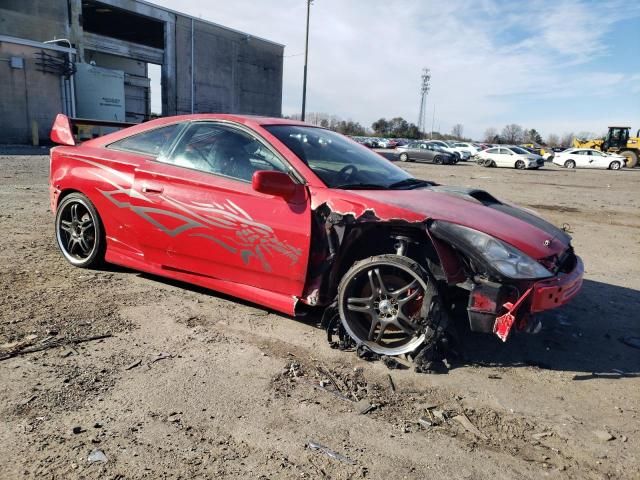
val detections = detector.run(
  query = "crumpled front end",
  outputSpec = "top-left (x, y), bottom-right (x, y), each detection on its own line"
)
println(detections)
top-left (429, 216), bottom-right (584, 342)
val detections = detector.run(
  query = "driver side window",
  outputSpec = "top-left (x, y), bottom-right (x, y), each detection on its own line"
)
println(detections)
top-left (164, 123), bottom-right (287, 182)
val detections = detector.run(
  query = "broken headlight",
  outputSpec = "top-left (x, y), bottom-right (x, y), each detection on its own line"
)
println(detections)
top-left (431, 222), bottom-right (553, 280)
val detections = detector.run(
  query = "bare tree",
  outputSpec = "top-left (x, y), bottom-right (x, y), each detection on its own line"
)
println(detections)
top-left (501, 124), bottom-right (524, 144)
top-left (560, 132), bottom-right (575, 147)
top-left (546, 133), bottom-right (560, 147)
top-left (483, 127), bottom-right (498, 143)
top-left (451, 124), bottom-right (464, 139)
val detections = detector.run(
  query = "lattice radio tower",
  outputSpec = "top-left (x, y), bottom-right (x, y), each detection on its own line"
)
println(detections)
top-left (417, 68), bottom-right (431, 136)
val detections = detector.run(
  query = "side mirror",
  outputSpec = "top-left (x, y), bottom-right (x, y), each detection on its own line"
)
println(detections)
top-left (252, 170), bottom-right (301, 201)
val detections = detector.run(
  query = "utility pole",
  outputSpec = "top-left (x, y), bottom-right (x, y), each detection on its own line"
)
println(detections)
top-left (417, 67), bottom-right (431, 137)
top-left (301, 0), bottom-right (313, 121)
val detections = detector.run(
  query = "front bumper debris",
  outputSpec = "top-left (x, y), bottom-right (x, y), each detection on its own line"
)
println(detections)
top-left (468, 255), bottom-right (584, 341)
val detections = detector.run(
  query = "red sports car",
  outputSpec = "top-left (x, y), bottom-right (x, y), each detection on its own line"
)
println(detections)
top-left (49, 114), bottom-right (583, 367)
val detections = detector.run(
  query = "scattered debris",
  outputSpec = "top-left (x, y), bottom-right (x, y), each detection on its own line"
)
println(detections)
top-left (0, 334), bottom-right (112, 362)
top-left (125, 359), bottom-right (142, 370)
top-left (87, 449), bottom-right (108, 463)
top-left (167, 413), bottom-right (182, 423)
top-left (298, 379), bottom-right (354, 403)
top-left (487, 374), bottom-right (502, 379)
top-left (452, 414), bottom-right (487, 440)
top-left (431, 409), bottom-right (447, 423)
top-left (314, 365), bottom-right (342, 392)
top-left (620, 336), bottom-right (640, 350)
top-left (72, 426), bottom-right (84, 434)
top-left (353, 399), bottom-right (375, 415)
top-left (593, 430), bottom-right (615, 442)
top-left (150, 352), bottom-right (173, 363)
top-left (418, 417), bottom-right (434, 428)
top-left (381, 355), bottom-right (405, 370)
top-left (387, 374), bottom-right (396, 393)
top-left (532, 431), bottom-right (553, 440)
top-left (307, 441), bottom-right (356, 465)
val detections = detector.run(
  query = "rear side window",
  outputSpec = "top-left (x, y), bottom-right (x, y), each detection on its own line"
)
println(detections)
top-left (109, 123), bottom-right (183, 156)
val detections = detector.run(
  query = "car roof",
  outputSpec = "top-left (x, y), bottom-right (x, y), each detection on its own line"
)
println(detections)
top-left (81, 114), bottom-right (313, 147)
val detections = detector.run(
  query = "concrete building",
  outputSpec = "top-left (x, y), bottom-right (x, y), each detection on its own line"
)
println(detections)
top-left (0, 0), bottom-right (284, 144)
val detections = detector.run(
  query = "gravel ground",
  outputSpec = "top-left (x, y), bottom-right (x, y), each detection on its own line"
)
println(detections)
top-left (1, 153), bottom-right (639, 479)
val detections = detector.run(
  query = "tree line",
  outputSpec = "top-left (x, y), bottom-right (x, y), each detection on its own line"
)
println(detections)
top-left (483, 125), bottom-right (602, 147)
top-left (288, 112), bottom-right (599, 146)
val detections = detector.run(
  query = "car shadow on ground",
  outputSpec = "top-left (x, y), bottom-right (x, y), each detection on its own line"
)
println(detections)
top-left (453, 279), bottom-right (640, 377)
top-left (127, 269), bottom-right (639, 376)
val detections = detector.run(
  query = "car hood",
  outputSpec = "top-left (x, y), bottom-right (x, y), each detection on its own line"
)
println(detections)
top-left (328, 186), bottom-right (572, 259)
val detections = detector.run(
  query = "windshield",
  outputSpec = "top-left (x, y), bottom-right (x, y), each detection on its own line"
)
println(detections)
top-left (510, 146), bottom-right (530, 155)
top-left (264, 125), bottom-right (417, 189)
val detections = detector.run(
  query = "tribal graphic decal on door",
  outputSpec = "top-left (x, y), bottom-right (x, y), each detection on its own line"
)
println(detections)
top-left (74, 158), bottom-right (302, 271)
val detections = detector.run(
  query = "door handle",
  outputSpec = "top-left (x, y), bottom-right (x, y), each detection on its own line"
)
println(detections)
top-left (142, 185), bottom-right (164, 194)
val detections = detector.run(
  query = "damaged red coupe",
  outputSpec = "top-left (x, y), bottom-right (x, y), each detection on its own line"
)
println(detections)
top-left (49, 113), bottom-right (583, 366)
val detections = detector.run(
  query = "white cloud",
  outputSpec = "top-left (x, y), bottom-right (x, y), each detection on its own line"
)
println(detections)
top-left (148, 0), bottom-right (640, 139)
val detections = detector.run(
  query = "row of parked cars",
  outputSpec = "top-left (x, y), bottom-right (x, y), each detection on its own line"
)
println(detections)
top-left (393, 141), bottom-right (626, 171)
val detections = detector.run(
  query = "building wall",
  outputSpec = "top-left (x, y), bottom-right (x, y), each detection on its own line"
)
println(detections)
top-left (0, 1), bottom-right (69, 43)
top-left (0, 42), bottom-right (64, 144)
top-left (0, 0), bottom-right (284, 145)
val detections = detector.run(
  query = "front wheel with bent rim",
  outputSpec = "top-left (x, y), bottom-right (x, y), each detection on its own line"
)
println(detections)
top-left (609, 161), bottom-right (621, 170)
top-left (55, 193), bottom-right (105, 268)
top-left (338, 254), bottom-right (439, 356)
top-left (515, 159), bottom-right (526, 169)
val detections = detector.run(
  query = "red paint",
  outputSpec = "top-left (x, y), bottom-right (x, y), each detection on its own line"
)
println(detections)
top-left (494, 288), bottom-right (533, 342)
top-left (50, 114), bottom-right (75, 146)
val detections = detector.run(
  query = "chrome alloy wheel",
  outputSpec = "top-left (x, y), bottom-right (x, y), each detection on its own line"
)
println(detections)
top-left (56, 197), bottom-right (98, 265)
top-left (338, 256), bottom-right (435, 355)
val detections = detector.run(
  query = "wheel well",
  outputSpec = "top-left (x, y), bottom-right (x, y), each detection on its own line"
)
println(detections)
top-left (57, 188), bottom-right (82, 206)
top-left (325, 222), bottom-right (444, 300)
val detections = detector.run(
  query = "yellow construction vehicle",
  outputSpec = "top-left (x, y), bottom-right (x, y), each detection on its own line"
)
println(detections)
top-left (573, 126), bottom-right (640, 168)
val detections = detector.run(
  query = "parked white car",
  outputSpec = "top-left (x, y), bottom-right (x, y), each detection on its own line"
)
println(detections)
top-left (425, 140), bottom-right (471, 160)
top-left (552, 148), bottom-right (625, 170)
top-left (475, 146), bottom-right (544, 169)
top-left (452, 142), bottom-right (479, 156)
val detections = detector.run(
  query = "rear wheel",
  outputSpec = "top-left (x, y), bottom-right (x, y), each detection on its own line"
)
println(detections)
top-left (609, 161), bottom-right (621, 170)
top-left (621, 150), bottom-right (638, 168)
top-left (515, 160), bottom-right (526, 169)
top-left (338, 255), bottom-right (438, 356)
top-left (564, 160), bottom-right (576, 169)
top-left (55, 193), bottom-right (105, 268)
top-left (399, 152), bottom-right (409, 162)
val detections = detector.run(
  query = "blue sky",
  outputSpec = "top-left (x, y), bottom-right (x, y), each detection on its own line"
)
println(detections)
top-left (151, 0), bottom-right (640, 140)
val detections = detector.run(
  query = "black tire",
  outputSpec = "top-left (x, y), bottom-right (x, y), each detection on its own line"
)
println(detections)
top-left (337, 254), bottom-right (439, 356)
top-left (609, 161), bottom-right (621, 170)
top-left (399, 153), bottom-right (409, 162)
top-left (564, 160), bottom-right (576, 169)
top-left (515, 160), bottom-right (526, 169)
top-left (434, 155), bottom-right (443, 165)
top-left (621, 150), bottom-right (638, 168)
top-left (55, 193), bottom-right (105, 268)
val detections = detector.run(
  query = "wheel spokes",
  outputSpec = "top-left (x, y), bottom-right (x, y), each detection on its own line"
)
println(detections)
top-left (70, 203), bottom-right (79, 222)
top-left (60, 220), bottom-right (73, 233)
top-left (394, 310), bottom-right (419, 335)
top-left (368, 268), bottom-right (388, 295)
top-left (78, 236), bottom-right (91, 253)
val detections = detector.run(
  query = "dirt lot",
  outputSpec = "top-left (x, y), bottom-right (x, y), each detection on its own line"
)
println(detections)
top-left (1, 153), bottom-right (639, 479)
